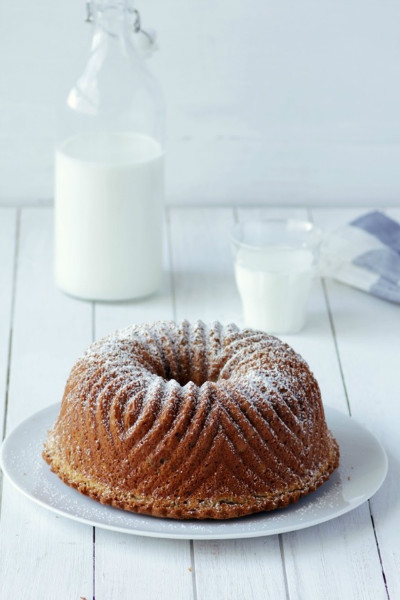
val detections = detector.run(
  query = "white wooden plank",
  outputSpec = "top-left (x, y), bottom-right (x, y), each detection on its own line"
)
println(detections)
top-left (0, 208), bottom-right (93, 599)
top-left (6, 209), bottom-right (93, 423)
top-left (93, 212), bottom-right (193, 600)
top-left (95, 532), bottom-right (193, 600)
top-left (94, 218), bottom-right (174, 340)
top-left (169, 206), bottom-right (241, 324)
top-left (94, 273), bottom-right (173, 340)
top-left (1, 482), bottom-right (94, 600)
top-left (169, 206), bottom-right (287, 599)
top-left (313, 206), bottom-right (400, 599)
top-left (266, 206), bottom-right (388, 600)
top-left (236, 207), bottom-right (385, 600)
top-left (284, 504), bottom-right (387, 600)
top-left (0, 208), bottom-right (17, 433)
top-left (194, 538), bottom-right (287, 600)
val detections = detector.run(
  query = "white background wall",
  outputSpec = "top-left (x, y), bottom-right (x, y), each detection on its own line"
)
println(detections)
top-left (0, 0), bottom-right (400, 205)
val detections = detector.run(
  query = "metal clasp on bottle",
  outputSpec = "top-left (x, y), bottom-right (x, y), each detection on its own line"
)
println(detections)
top-left (85, 1), bottom-right (157, 56)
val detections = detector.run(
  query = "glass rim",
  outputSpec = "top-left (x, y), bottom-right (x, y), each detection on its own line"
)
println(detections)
top-left (230, 219), bottom-right (323, 252)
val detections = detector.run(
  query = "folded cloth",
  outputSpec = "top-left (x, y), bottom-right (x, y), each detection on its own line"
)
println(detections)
top-left (319, 211), bottom-right (400, 303)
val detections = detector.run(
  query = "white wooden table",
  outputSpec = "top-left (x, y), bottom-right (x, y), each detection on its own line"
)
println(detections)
top-left (0, 204), bottom-right (399, 600)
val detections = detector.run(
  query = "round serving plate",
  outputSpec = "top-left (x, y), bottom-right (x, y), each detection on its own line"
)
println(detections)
top-left (0, 404), bottom-right (388, 540)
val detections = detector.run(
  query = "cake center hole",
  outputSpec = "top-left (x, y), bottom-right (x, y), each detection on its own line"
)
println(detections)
top-left (156, 356), bottom-right (219, 388)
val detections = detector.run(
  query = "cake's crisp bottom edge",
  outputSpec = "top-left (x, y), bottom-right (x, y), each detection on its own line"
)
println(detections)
top-left (42, 439), bottom-right (340, 521)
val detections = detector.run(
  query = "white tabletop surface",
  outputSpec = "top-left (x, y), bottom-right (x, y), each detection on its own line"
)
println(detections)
top-left (0, 204), bottom-right (399, 600)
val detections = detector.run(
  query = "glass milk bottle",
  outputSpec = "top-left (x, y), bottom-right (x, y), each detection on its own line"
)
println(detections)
top-left (55, 0), bottom-right (164, 301)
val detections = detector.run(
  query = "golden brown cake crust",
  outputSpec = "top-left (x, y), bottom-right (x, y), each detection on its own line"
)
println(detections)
top-left (43, 321), bottom-right (339, 520)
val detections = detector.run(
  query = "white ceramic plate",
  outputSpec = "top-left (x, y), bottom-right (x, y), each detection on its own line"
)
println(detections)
top-left (0, 404), bottom-right (387, 540)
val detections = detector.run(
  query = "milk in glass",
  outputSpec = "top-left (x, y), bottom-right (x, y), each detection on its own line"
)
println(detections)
top-left (234, 247), bottom-right (315, 334)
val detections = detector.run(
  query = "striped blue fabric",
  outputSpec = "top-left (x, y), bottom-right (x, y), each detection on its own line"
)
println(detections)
top-left (351, 211), bottom-right (400, 253)
top-left (351, 212), bottom-right (400, 302)
top-left (320, 211), bottom-right (400, 303)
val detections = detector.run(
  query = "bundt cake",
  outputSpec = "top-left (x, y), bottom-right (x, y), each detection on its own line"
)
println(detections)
top-left (43, 320), bottom-right (339, 520)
